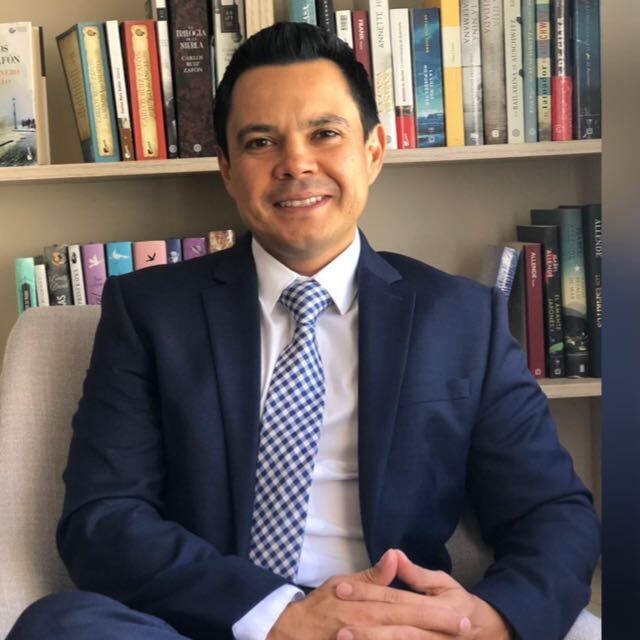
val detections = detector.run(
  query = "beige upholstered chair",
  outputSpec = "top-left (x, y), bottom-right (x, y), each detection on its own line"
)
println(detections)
top-left (0, 307), bottom-right (600, 639)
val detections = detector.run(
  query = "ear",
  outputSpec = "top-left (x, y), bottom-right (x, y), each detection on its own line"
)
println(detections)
top-left (365, 123), bottom-right (386, 186)
top-left (216, 145), bottom-right (234, 196)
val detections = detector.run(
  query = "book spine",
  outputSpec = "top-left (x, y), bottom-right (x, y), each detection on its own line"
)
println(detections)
top-left (535, 0), bottom-right (552, 140)
top-left (573, 0), bottom-right (601, 139)
top-left (105, 21), bottom-right (135, 160)
top-left (411, 8), bottom-right (445, 148)
top-left (460, 0), bottom-right (484, 146)
top-left (582, 204), bottom-right (602, 377)
top-left (208, 229), bottom-right (236, 252)
top-left (289, 0), bottom-right (317, 24)
top-left (182, 237), bottom-right (207, 260)
top-left (67, 244), bottom-right (87, 305)
top-left (523, 243), bottom-right (546, 378)
top-left (15, 257), bottom-right (37, 314)
top-left (504, 0), bottom-right (525, 143)
top-left (168, 0), bottom-right (216, 157)
top-left (522, 0), bottom-right (538, 142)
top-left (315, 0), bottom-right (335, 34)
top-left (213, 0), bottom-right (246, 88)
top-left (81, 243), bottom-right (107, 304)
top-left (44, 245), bottom-right (73, 306)
top-left (369, 0), bottom-right (397, 150)
top-left (390, 9), bottom-right (416, 149)
top-left (34, 256), bottom-right (50, 307)
top-left (551, 0), bottom-right (573, 140)
top-left (336, 10), bottom-right (354, 49)
top-left (352, 11), bottom-right (373, 87)
top-left (32, 26), bottom-right (51, 165)
top-left (106, 241), bottom-right (134, 276)
top-left (122, 21), bottom-right (167, 160)
top-left (133, 240), bottom-right (168, 269)
top-left (479, 0), bottom-right (507, 143)
top-left (507, 249), bottom-right (527, 354)
top-left (166, 238), bottom-right (183, 263)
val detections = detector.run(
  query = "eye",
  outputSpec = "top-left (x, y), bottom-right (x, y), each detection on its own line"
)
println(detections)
top-left (313, 129), bottom-right (340, 140)
top-left (245, 137), bottom-right (273, 150)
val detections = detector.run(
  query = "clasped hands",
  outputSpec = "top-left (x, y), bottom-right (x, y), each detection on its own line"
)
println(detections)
top-left (268, 549), bottom-right (511, 640)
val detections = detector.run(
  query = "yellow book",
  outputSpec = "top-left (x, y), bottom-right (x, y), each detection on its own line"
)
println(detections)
top-left (424, 0), bottom-right (465, 146)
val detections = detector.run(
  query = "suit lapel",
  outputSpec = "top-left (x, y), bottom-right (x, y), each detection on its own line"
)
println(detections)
top-left (201, 237), bottom-right (261, 556)
top-left (357, 237), bottom-right (415, 558)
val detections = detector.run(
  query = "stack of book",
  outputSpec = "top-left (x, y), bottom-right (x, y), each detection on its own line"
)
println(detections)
top-left (14, 230), bottom-right (235, 311)
top-left (480, 204), bottom-right (602, 379)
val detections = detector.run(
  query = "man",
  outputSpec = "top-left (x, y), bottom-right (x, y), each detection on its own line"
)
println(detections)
top-left (7, 22), bottom-right (599, 640)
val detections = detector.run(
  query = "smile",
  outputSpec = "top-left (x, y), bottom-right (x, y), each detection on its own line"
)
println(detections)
top-left (276, 195), bottom-right (326, 208)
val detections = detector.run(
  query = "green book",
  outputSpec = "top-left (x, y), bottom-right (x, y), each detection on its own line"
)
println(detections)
top-left (15, 257), bottom-right (37, 314)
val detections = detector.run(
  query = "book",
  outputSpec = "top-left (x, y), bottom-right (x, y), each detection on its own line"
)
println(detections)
top-left (259, 1), bottom-right (275, 33)
top-left (244, 0), bottom-right (262, 39)
top-left (208, 229), bottom-right (235, 252)
top-left (390, 9), bottom-right (416, 149)
top-left (504, 0), bottom-right (525, 143)
top-left (352, 11), bottom-right (373, 87)
top-left (81, 243), bottom-right (107, 304)
top-left (535, 0), bottom-right (552, 141)
top-left (424, 0), bottom-right (464, 147)
top-left (517, 224), bottom-right (565, 378)
top-left (460, 0), bottom-right (484, 146)
top-left (522, 0), bottom-right (538, 142)
top-left (582, 203), bottom-right (602, 377)
top-left (166, 238), bottom-right (183, 263)
top-left (212, 0), bottom-right (246, 88)
top-left (573, 0), bottom-right (601, 139)
top-left (0, 22), bottom-right (49, 166)
top-left (43, 244), bottom-right (73, 306)
top-left (479, 244), bottom-right (521, 296)
top-left (289, 0), bottom-right (317, 24)
top-left (104, 21), bottom-right (135, 161)
top-left (34, 255), bottom-right (50, 306)
top-left (315, 0), bottom-right (335, 34)
top-left (182, 236), bottom-right (207, 260)
top-left (479, 0), bottom-right (507, 144)
top-left (57, 23), bottom-right (121, 163)
top-left (551, 0), bottom-right (573, 141)
top-left (411, 8), bottom-right (445, 148)
top-left (145, 0), bottom-right (179, 157)
top-left (15, 257), bottom-right (37, 314)
top-left (67, 244), bottom-right (87, 305)
top-left (335, 10), bottom-right (354, 49)
top-left (133, 240), bottom-right (168, 269)
top-left (106, 240), bottom-right (134, 276)
top-left (504, 244), bottom-right (527, 354)
top-left (121, 20), bottom-right (167, 160)
top-left (531, 208), bottom-right (588, 377)
top-left (168, 0), bottom-right (216, 158)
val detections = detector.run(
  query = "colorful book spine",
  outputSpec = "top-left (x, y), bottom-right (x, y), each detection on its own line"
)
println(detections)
top-left (212, 0), bottom-right (246, 88)
top-left (369, 0), bottom-right (397, 150)
top-left (551, 0), bottom-right (573, 140)
top-left (531, 208), bottom-right (589, 377)
top-left (522, 0), bottom-right (538, 142)
top-left (168, 0), bottom-right (216, 157)
top-left (34, 255), bottom-right (50, 307)
top-left (315, 0), bottom-right (335, 34)
top-left (390, 9), bottom-right (416, 149)
top-left (133, 240), bottom-right (168, 270)
top-left (43, 244), bottom-right (73, 306)
top-left (15, 257), bottom-right (37, 314)
top-left (504, 0), bottom-right (525, 143)
top-left (182, 237), bottom-right (207, 260)
top-left (56, 23), bottom-right (121, 163)
top-left (479, 0), bottom-right (507, 143)
top-left (208, 230), bottom-right (236, 252)
top-left (67, 244), bottom-right (87, 305)
top-left (353, 11), bottom-right (373, 87)
top-left (106, 241), bottom-right (134, 276)
top-left (335, 10), bottom-right (354, 48)
top-left (425, 0), bottom-right (464, 147)
top-left (460, 0), bottom-right (484, 146)
top-left (573, 0), bottom-right (601, 139)
top-left (411, 8), bottom-right (445, 148)
top-left (166, 238), bottom-right (183, 263)
top-left (521, 242), bottom-right (546, 378)
top-left (104, 20), bottom-right (135, 160)
top-left (582, 204), bottom-right (602, 377)
top-left (535, 0), bottom-right (552, 141)
top-left (479, 244), bottom-right (521, 296)
top-left (81, 243), bottom-right (107, 304)
top-left (289, 0), bottom-right (317, 24)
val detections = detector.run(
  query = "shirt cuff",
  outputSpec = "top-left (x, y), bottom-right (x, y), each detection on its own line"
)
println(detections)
top-left (232, 584), bottom-right (305, 640)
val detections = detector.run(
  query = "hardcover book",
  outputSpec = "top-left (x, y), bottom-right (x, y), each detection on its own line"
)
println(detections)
top-left (551, 0), bottom-right (573, 140)
top-left (68, 244), bottom-right (87, 305)
top-left (335, 10), bottom-right (354, 49)
top-left (535, 0), bottom-right (552, 141)
top-left (81, 243), bottom-right (107, 304)
top-left (352, 11), bottom-right (373, 87)
top-left (315, 0), bottom-right (336, 34)
top-left (504, 245), bottom-right (527, 355)
top-left (289, 0), bottom-right (317, 24)
top-left (212, 0), bottom-right (246, 88)
top-left (479, 244), bottom-right (521, 296)
top-left (133, 240), bottom-right (168, 269)
top-left (504, 0), bottom-right (525, 143)
top-left (411, 8), bottom-right (445, 148)
top-left (460, 0), bottom-right (484, 146)
top-left (106, 241), bottom-right (134, 276)
top-left (34, 255), bottom-right (50, 306)
top-left (15, 257), bottom-right (37, 314)
top-left (182, 236), bottom-right (207, 260)
top-left (166, 238), bottom-right (183, 263)
top-left (522, 0), bottom-right (538, 142)
top-left (43, 244), bottom-right (73, 306)
top-left (582, 203), bottom-right (602, 377)
top-left (57, 23), bottom-right (121, 163)
top-left (390, 9), bottom-right (416, 149)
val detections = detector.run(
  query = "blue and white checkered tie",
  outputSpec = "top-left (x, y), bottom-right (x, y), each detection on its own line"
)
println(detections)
top-left (248, 279), bottom-right (332, 580)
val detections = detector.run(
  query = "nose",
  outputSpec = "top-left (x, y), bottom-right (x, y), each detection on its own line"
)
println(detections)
top-left (273, 139), bottom-right (318, 180)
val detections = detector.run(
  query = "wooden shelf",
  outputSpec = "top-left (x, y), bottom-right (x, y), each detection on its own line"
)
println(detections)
top-left (539, 378), bottom-right (602, 399)
top-left (0, 140), bottom-right (601, 186)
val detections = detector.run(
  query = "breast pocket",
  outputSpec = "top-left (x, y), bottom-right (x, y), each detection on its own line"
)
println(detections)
top-left (398, 378), bottom-right (471, 407)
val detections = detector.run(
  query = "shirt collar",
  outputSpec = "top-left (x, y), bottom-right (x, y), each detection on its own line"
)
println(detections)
top-left (252, 231), bottom-right (361, 316)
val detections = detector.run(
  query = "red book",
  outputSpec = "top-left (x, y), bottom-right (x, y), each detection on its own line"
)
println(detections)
top-left (551, 0), bottom-right (573, 141)
top-left (133, 240), bottom-right (168, 270)
top-left (522, 242), bottom-right (546, 379)
top-left (352, 10), bottom-right (373, 88)
top-left (121, 20), bottom-right (167, 160)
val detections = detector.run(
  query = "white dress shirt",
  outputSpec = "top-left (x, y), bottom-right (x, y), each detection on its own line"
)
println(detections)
top-left (232, 233), bottom-right (370, 640)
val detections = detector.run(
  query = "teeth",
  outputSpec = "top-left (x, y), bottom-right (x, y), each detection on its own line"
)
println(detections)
top-left (278, 196), bottom-right (323, 208)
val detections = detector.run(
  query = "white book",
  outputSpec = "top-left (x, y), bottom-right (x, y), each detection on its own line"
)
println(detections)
top-left (504, 0), bottom-right (525, 143)
top-left (336, 10), bottom-right (354, 49)
top-left (368, 0), bottom-right (397, 149)
top-left (213, 0), bottom-right (246, 87)
top-left (34, 258), bottom-right (50, 307)
top-left (389, 9), bottom-right (415, 149)
top-left (68, 244), bottom-right (87, 306)
top-left (461, 0), bottom-right (484, 145)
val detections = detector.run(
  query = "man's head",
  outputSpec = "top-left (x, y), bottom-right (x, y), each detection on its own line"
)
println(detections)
top-left (215, 22), bottom-right (386, 275)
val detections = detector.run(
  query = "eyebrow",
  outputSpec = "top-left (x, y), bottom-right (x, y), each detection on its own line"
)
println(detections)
top-left (235, 114), bottom-right (351, 146)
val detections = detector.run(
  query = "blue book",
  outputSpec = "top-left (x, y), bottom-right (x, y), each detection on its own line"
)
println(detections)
top-left (289, 0), bottom-right (317, 24)
top-left (106, 241), bottom-right (133, 276)
top-left (522, 0), bottom-right (538, 142)
top-left (411, 8), bottom-right (445, 148)
top-left (166, 238), bottom-right (183, 263)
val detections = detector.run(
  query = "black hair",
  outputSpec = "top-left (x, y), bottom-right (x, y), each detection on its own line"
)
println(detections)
top-left (213, 21), bottom-right (380, 159)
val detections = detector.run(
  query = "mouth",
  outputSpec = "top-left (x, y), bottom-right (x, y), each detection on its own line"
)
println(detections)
top-left (274, 195), bottom-right (331, 210)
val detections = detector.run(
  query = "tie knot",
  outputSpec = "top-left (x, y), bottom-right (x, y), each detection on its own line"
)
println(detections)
top-left (280, 279), bottom-right (332, 326)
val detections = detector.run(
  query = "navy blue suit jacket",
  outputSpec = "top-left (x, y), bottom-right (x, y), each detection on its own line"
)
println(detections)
top-left (58, 232), bottom-right (599, 640)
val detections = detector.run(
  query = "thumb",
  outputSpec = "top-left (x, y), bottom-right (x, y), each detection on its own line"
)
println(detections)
top-left (355, 549), bottom-right (398, 586)
top-left (396, 550), bottom-right (459, 594)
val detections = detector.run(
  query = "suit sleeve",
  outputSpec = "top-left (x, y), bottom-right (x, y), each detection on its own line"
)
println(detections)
top-left (57, 276), bottom-right (288, 640)
top-left (467, 288), bottom-right (600, 640)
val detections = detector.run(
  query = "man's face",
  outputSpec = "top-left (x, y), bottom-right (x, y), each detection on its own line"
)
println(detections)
top-left (218, 58), bottom-right (386, 275)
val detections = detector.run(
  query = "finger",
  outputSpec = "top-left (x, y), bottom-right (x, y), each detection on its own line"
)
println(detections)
top-left (336, 625), bottom-right (465, 640)
top-left (396, 551), bottom-right (460, 594)
top-left (335, 581), bottom-right (429, 606)
top-left (355, 549), bottom-right (399, 586)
